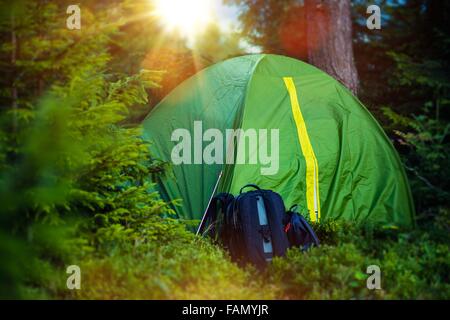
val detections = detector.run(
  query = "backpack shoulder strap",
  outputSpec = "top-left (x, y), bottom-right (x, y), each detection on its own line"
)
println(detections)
top-left (297, 214), bottom-right (320, 247)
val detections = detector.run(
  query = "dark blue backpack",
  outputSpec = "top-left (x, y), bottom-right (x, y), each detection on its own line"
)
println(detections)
top-left (283, 205), bottom-right (320, 251)
top-left (224, 184), bottom-right (290, 267)
top-left (198, 184), bottom-right (319, 268)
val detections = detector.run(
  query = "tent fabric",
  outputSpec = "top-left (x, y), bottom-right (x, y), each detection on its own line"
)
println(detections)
top-left (142, 54), bottom-right (415, 227)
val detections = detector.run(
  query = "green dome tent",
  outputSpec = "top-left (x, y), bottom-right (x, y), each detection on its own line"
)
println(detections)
top-left (142, 54), bottom-right (415, 227)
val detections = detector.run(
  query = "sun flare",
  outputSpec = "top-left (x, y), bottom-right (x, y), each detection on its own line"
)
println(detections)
top-left (153, 0), bottom-right (214, 40)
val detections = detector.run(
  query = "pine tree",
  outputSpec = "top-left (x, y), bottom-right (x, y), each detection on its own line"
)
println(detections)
top-left (0, 0), bottom-right (180, 298)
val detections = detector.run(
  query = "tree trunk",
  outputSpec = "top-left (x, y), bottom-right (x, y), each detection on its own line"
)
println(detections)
top-left (11, 12), bottom-right (18, 131)
top-left (305, 0), bottom-right (359, 95)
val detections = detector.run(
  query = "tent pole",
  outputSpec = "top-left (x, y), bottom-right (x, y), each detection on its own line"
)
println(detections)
top-left (196, 170), bottom-right (223, 236)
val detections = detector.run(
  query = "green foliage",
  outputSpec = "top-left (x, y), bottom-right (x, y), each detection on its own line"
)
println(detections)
top-left (383, 106), bottom-right (450, 213)
top-left (0, 61), bottom-right (174, 298)
top-left (61, 238), bottom-right (273, 300)
top-left (225, 0), bottom-right (307, 59)
top-left (353, 0), bottom-right (450, 230)
top-left (0, 0), bottom-right (175, 298)
top-left (270, 244), bottom-right (377, 299)
top-left (268, 220), bottom-right (449, 299)
top-left (381, 37), bottom-right (450, 214)
top-left (193, 23), bottom-right (244, 63)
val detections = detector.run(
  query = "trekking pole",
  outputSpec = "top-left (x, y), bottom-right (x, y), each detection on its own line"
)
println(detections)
top-left (196, 170), bottom-right (223, 236)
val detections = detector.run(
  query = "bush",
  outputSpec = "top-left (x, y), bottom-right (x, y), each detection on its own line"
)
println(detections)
top-left (269, 244), bottom-right (380, 299)
top-left (267, 220), bottom-right (449, 300)
top-left (60, 237), bottom-right (274, 300)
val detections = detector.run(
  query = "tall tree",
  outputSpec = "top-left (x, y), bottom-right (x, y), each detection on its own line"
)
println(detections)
top-left (305, 0), bottom-right (359, 94)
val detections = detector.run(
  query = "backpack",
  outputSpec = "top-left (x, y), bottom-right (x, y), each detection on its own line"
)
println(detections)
top-left (198, 184), bottom-right (319, 268)
top-left (224, 184), bottom-right (291, 267)
top-left (283, 205), bottom-right (320, 251)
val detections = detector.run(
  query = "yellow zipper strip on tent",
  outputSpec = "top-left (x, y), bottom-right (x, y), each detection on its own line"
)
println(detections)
top-left (283, 77), bottom-right (321, 222)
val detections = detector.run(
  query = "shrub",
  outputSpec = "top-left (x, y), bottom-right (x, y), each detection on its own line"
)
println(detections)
top-left (269, 244), bottom-right (382, 300)
top-left (62, 237), bottom-right (274, 300)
